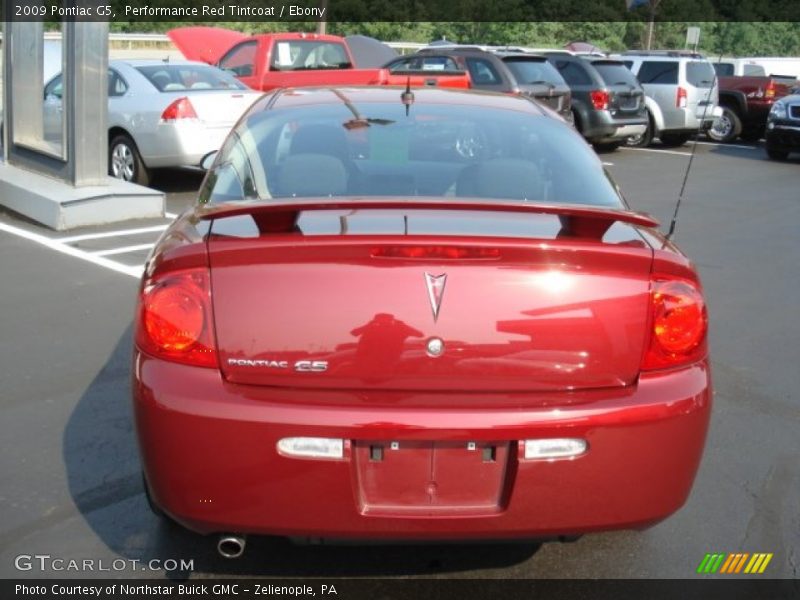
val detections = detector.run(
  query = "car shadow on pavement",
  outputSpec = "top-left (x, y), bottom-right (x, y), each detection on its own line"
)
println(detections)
top-left (701, 139), bottom-right (800, 164)
top-left (63, 327), bottom-right (540, 579)
top-left (148, 168), bottom-right (206, 194)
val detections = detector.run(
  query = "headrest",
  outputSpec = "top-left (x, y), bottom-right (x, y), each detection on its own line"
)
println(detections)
top-left (456, 159), bottom-right (543, 201)
top-left (290, 124), bottom-right (349, 162)
top-left (275, 153), bottom-right (347, 197)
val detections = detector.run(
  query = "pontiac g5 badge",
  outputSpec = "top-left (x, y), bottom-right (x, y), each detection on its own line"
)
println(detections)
top-left (425, 273), bottom-right (447, 322)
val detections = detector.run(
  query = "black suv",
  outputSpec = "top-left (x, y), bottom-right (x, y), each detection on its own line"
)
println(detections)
top-left (765, 93), bottom-right (800, 160)
top-left (546, 53), bottom-right (648, 150)
top-left (389, 47), bottom-right (572, 122)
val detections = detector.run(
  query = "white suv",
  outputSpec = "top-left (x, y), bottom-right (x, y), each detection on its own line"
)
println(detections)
top-left (614, 51), bottom-right (722, 147)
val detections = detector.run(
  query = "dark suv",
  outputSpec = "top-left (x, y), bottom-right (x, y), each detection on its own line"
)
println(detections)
top-left (546, 53), bottom-right (647, 150)
top-left (396, 47), bottom-right (572, 122)
top-left (765, 93), bottom-right (800, 160)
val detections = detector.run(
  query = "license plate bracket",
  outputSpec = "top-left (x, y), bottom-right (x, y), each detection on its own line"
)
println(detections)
top-left (353, 441), bottom-right (510, 516)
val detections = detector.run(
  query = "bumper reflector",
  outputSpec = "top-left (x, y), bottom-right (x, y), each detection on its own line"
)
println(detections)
top-left (524, 438), bottom-right (587, 460)
top-left (278, 437), bottom-right (344, 459)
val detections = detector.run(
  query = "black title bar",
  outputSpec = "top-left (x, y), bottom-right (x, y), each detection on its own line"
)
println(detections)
top-left (2, 0), bottom-right (800, 22)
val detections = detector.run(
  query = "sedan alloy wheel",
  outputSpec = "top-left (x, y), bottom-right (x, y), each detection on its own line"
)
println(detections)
top-left (109, 134), bottom-right (150, 186)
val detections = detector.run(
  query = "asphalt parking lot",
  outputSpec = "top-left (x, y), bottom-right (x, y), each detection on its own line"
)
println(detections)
top-left (0, 140), bottom-right (798, 580)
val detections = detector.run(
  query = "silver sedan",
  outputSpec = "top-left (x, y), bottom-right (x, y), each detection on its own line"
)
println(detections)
top-left (43, 59), bottom-right (262, 186)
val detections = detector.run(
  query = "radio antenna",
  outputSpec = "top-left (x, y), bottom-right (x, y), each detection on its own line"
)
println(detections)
top-left (665, 52), bottom-right (723, 241)
top-left (401, 77), bottom-right (415, 116)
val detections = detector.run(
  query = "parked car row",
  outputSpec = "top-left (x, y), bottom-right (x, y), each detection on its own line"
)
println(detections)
top-left (385, 47), bottom-right (573, 123)
top-left (385, 44), bottom-right (649, 151)
top-left (35, 30), bottom-right (794, 188)
top-left (399, 46), bottom-right (725, 152)
top-left (168, 28), bottom-right (475, 92)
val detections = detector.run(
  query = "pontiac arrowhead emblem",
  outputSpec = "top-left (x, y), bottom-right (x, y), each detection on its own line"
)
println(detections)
top-left (424, 273), bottom-right (447, 322)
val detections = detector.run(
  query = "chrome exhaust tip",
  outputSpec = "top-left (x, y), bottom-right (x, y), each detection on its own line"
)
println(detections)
top-left (217, 534), bottom-right (246, 559)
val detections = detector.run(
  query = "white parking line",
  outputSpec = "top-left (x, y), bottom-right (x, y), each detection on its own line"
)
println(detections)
top-left (92, 243), bottom-right (154, 257)
top-left (56, 224), bottom-right (168, 244)
top-left (602, 162), bottom-right (614, 166)
top-left (690, 140), bottom-right (758, 150)
top-left (621, 147), bottom-right (692, 157)
top-left (0, 221), bottom-right (142, 279)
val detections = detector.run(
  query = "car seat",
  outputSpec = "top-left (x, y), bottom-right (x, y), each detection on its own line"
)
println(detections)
top-left (275, 153), bottom-right (347, 198)
top-left (287, 123), bottom-right (358, 191)
top-left (149, 72), bottom-right (171, 92)
top-left (456, 158), bottom-right (544, 201)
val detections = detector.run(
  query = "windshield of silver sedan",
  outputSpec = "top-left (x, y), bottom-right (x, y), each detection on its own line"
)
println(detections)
top-left (199, 102), bottom-right (625, 208)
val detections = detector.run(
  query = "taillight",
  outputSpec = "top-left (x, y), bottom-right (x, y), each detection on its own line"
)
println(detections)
top-left (135, 268), bottom-right (218, 368)
top-left (765, 81), bottom-right (776, 99)
top-left (641, 278), bottom-right (707, 371)
top-left (590, 90), bottom-right (609, 110)
top-left (160, 97), bottom-right (198, 122)
top-left (676, 86), bottom-right (688, 108)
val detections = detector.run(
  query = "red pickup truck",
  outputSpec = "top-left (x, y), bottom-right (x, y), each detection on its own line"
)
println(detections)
top-left (708, 74), bottom-right (796, 142)
top-left (168, 28), bottom-right (470, 91)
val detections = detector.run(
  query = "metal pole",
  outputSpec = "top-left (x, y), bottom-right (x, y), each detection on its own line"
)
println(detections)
top-left (316, 0), bottom-right (328, 35)
top-left (64, 20), bottom-right (108, 186)
top-left (646, 0), bottom-right (661, 51)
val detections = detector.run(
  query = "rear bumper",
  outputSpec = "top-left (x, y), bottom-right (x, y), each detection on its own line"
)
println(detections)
top-left (661, 106), bottom-right (720, 133)
top-left (582, 111), bottom-right (647, 142)
top-left (137, 121), bottom-right (232, 169)
top-left (133, 352), bottom-right (712, 539)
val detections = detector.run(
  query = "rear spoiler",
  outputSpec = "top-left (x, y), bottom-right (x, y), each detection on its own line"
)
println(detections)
top-left (198, 198), bottom-right (658, 236)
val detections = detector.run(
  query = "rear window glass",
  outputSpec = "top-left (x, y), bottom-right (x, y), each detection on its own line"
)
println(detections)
top-left (591, 62), bottom-right (640, 87)
top-left (464, 58), bottom-right (503, 85)
top-left (502, 58), bottom-right (565, 86)
top-left (549, 59), bottom-right (592, 86)
top-left (269, 41), bottom-right (351, 71)
top-left (137, 65), bottom-right (246, 92)
top-left (713, 63), bottom-right (734, 77)
top-left (389, 56), bottom-right (462, 73)
top-left (219, 41), bottom-right (257, 77)
top-left (636, 61), bottom-right (679, 84)
top-left (743, 64), bottom-right (766, 76)
top-left (686, 61), bottom-right (715, 88)
top-left (201, 101), bottom-right (624, 209)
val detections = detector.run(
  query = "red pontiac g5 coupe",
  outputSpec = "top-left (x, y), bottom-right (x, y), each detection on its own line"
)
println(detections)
top-left (132, 87), bottom-right (711, 558)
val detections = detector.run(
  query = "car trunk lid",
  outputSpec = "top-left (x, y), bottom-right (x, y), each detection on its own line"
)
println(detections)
top-left (518, 84), bottom-right (572, 117)
top-left (205, 200), bottom-right (656, 393)
top-left (167, 27), bottom-right (248, 64)
top-left (592, 60), bottom-right (645, 115)
top-left (178, 91), bottom-right (260, 127)
top-left (685, 60), bottom-right (718, 115)
top-left (501, 57), bottom-right (572, 117)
